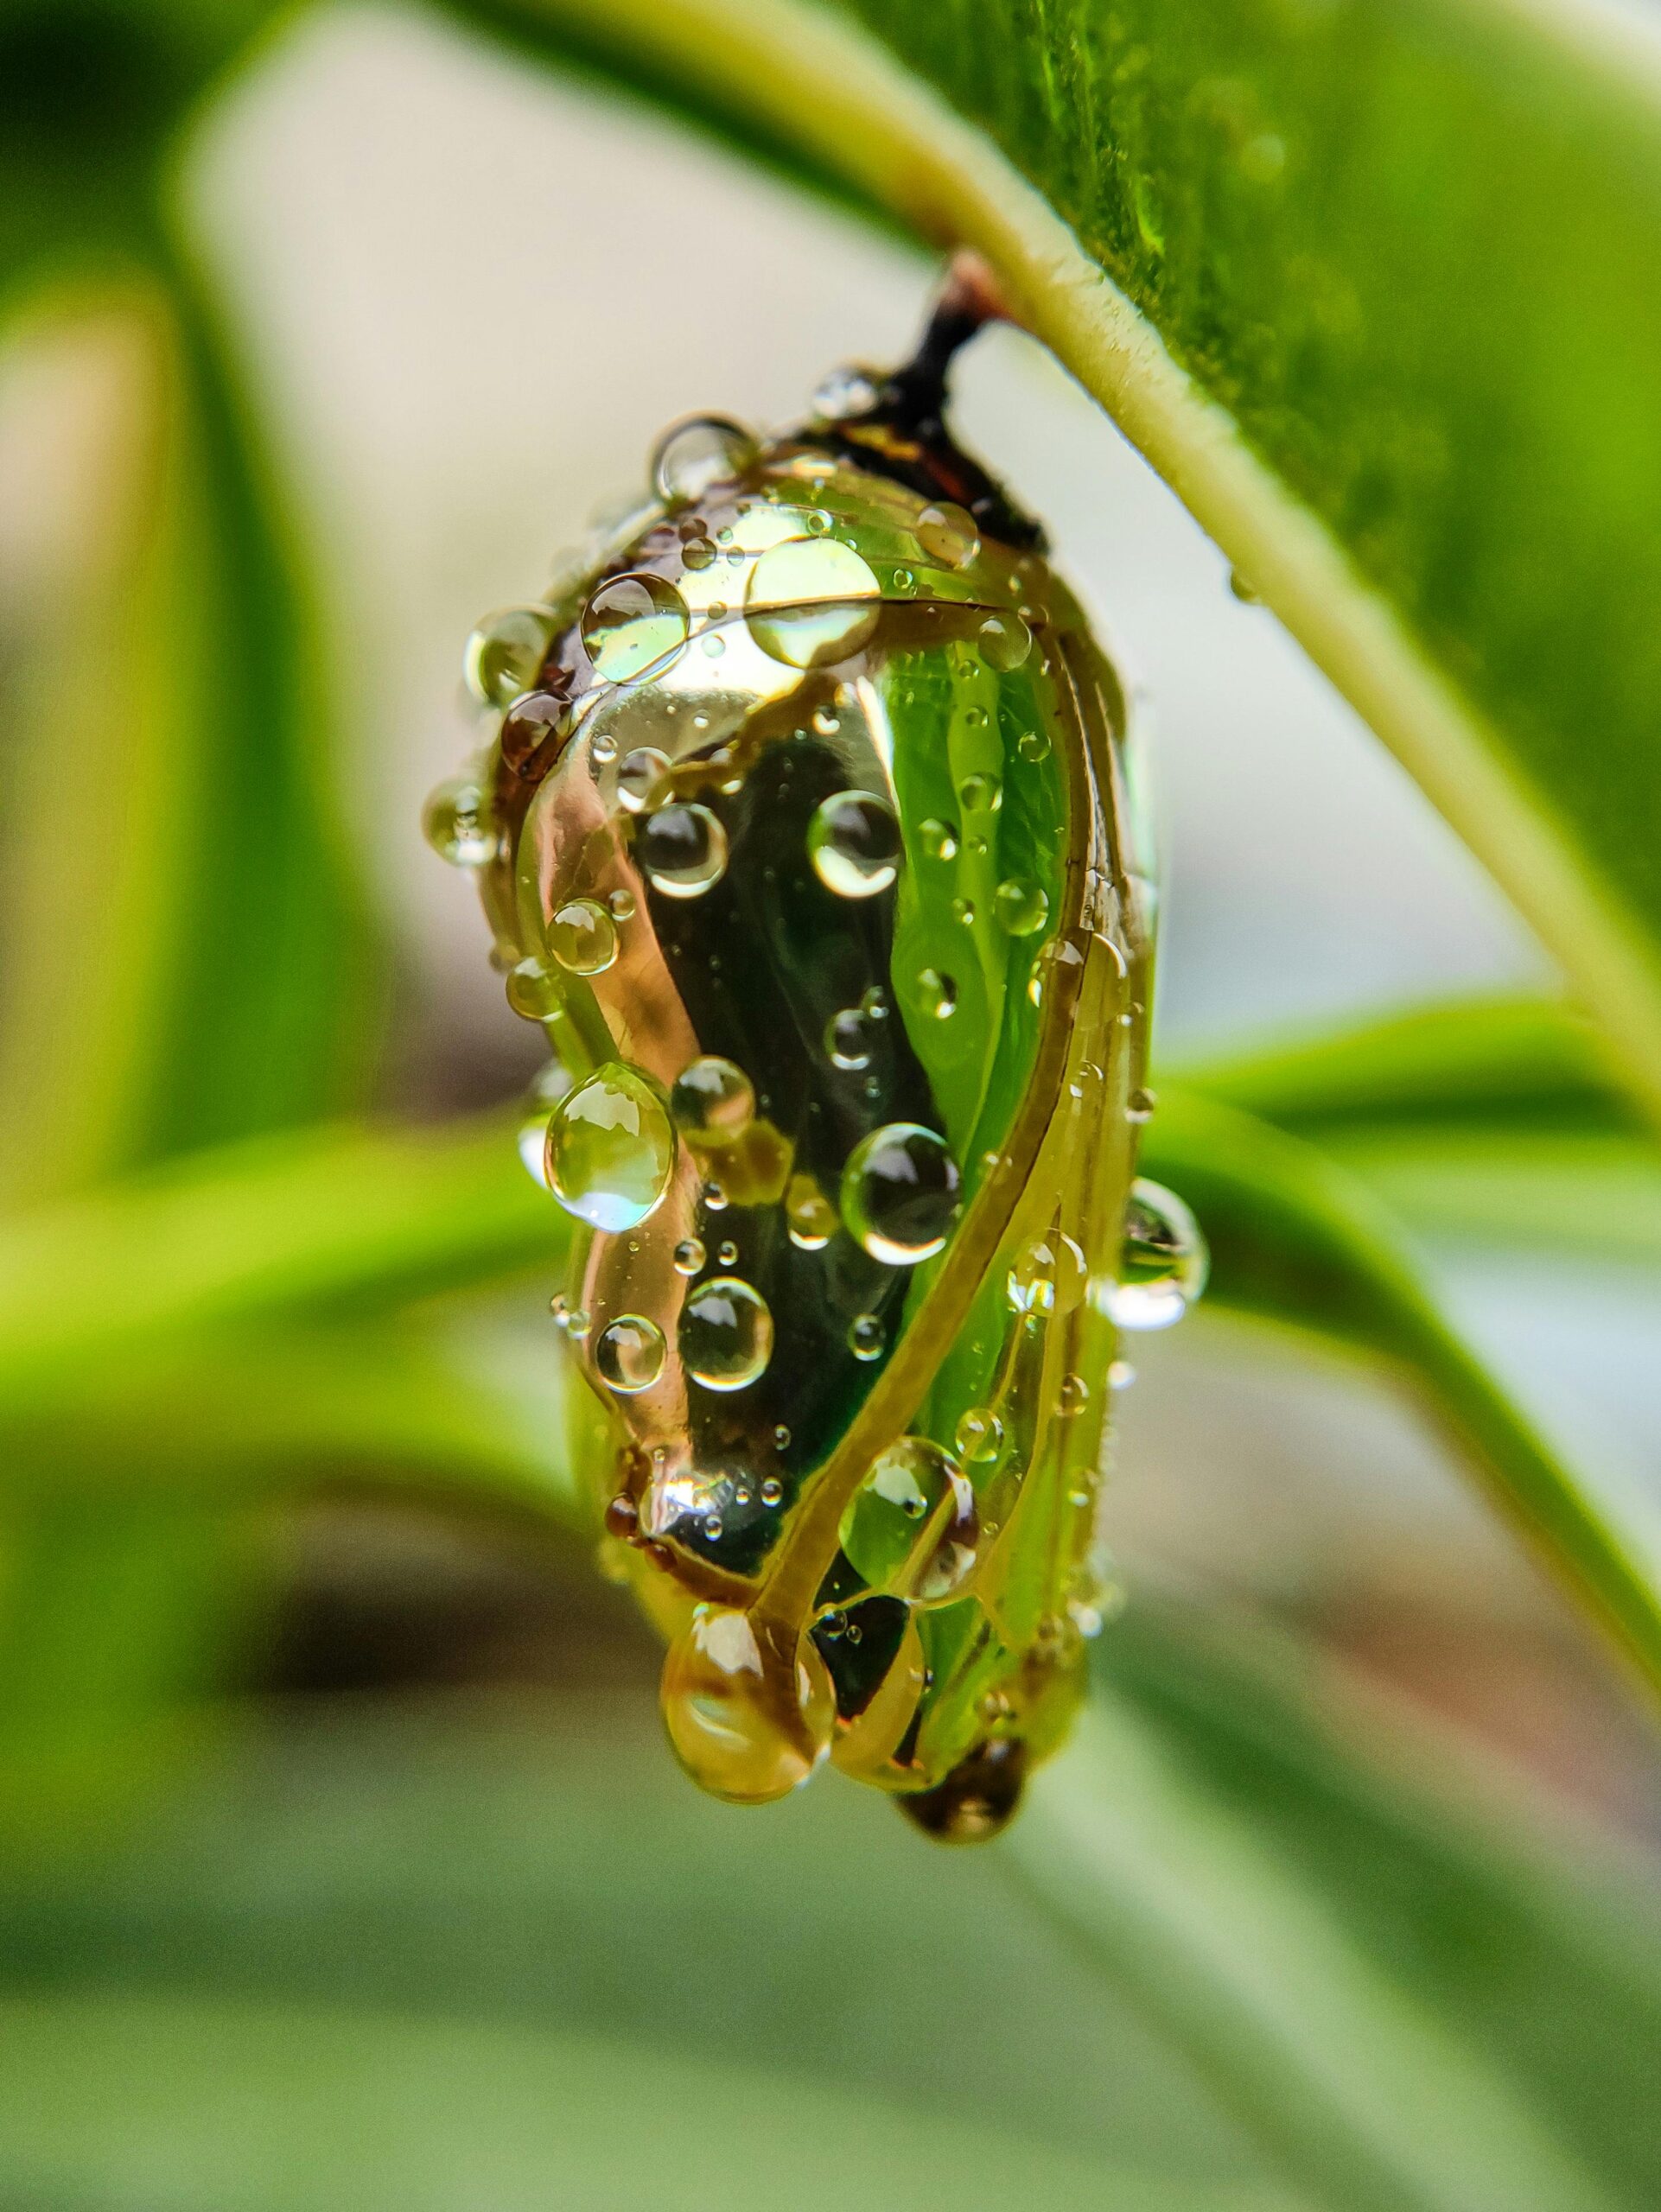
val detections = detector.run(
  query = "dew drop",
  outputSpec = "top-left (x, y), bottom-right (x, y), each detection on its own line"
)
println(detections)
top-left (608, 887), bottom-right (637, 921)
top-left (638, 802), bottom-right (728, 898)
top-left (811, 363), bottom-right (881, 421)
top-left (917, 968), bottom-right (957, 1020)
top-left (950, 897), bottom-right (976, 927)
top-left (423, 776), bottom-right (497, 868)
top-left (1058, 1371), bottom-right (1090, 1416)
top-left (916, 501), bottom-right (980, 569)
top-left (991, 880), bottom-right (1049, 940)
top-left (505, 958), bottom-right (561, 1022)
top-left (682, 534), bottom-right (717, 572)
top-left (920, 817), bottom-right (958, 863)
top-left (545, 1062), bottom-right (678, 1231)
top-left (716, 1239), bottom-right (739, 1267)
top-left (1017, 727), bottom-right (1052, 763)
top-left (673, 1236), bottom-right (706, 1275)
top-left (1007, 1230), bottom-right (1088, 1317)
top-left (1127, 1085), bottom-right (1157, 1123)
top-left (679, 1277), bottom-right (774, 1390)
top-left (463, 605), bottom-right (553, 707)
top-left (839, 1437), bottom-right (978, 1602)
top-left (761, 1476), bottom-right (785, 1508)
top-left (747, 537), bottom-right (881, 667)
top-left (652, 415), bottom-right (757, 504)
top-left (848, 1313), bottom-right (885, 1361)
top-left (978, 611), bottom-right (1031, 670)
top-left (1106, 1179), bottom-right (1209, 1331)
top-left (807, 790), bottom-right (901, 898)
top-left (670, 1055), bottom-right (755, 1143)
top-left (616, 745), bottom-right (672, 814)
top-left (786, 1173), bottom-right (839, 1249)
top-left (582, 573), bottom-right (690, 683)
top-left (960, 772), bottom-right (1002, 816)
top-left (841, 1123), bottom-right (961, 1265)
top-left (548, 897), bottom-right (617, 975)
top-left (595, 1314), bottom-right (666, 1394)
top-left (824, 1007), bottom-right (873, 1070)
top-left (955, 1407), bottom-right (1004, 1463)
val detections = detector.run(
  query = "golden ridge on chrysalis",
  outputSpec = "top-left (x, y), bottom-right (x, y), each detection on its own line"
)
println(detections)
top-left (429, 262), bottom-right (1206, 1841)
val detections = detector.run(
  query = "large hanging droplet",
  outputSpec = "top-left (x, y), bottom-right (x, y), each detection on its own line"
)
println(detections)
top-left (661, 1606), bottom-right (833, 1803)
top-left (582, 573), bottom-right (690, 683)
top-left (807, 791), bottom-right (901, 899)
top-left (594, 1314), bottom-right (666, 1394)
top-left (637, 803), bottom-right (728, 899)
top-left (839, 1437), bottom-right (978, 1603)
top-left (463, 605), bottom-right (553, 707)
top-left (746, 537), bottom-right (881, 668)
top-left (545, 1063), bottom-right (678, 1232)
top-left (652, 415), bottom-right (758, 505)
top-left (679, 1276), bottom-right (774, 1391)
top-left (1105, 1178), bottom-right (1208, 1331)
top-left (670, 1055), bottom-right (755, 1143)
top-left (841, 1124), bottom-right (961, 1266)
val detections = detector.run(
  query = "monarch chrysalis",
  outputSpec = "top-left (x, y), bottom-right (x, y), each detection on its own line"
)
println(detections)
top-left (429, 267), bottom-right (1205, 1840)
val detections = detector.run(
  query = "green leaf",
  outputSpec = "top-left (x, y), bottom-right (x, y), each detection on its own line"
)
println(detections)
top-left (1013, 1605), bottom-right (1661, 2212)
top-left (1163, 999), bottom-right (1632, 1138)
top-left (1139, 1090), bottom-right (1661, 1693)
top-left (445, 0), bottom-right (1661, 1128)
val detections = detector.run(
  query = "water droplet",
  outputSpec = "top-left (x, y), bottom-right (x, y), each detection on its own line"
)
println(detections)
top-left (811, 363), bottom-right (881, 421)
top-left (979, 612), bottom-right (1031, 670)
top-left (505, 958), bottom-right (561, 1021)
top-left (950, 897), bottom-right (976, 927)
top-left (841, 1123), bottom-right (961, 1265)
top-left (1109, 1357), bottom-right (1137, 1390)
top-left (786, 1173), bottom-right (838, 1249)
top-left (608, 887), bottom-right (637, 921)
top-left (1007, 1230), bottom-right (1087, 1317)
top-left (638, 803), bottom-right (728, 898)
top-left (595, 1314), bottom-right (666, 1394)
top-left (565, 1307), bottom-right (590, 1339)
top-left (582, 573), bottom-right (690, 683)
top-left (548, 897), bottom-right (617, 975)
top-left (955, 1407), bottom-right (1004, 1462)
top-left (652, 415), bottom-right (757, 504)
top-left (848, 1313), bottom-right (885, 1361)
top-left (917, 968), bottom-right (957, 1020)
top-left (546, 1062), bottom-right (678, 1231)
top-left (761, 1477), bottom-right (784, 1507)
top-left (1017, 727), bottom-right (1052, 763)
top-left (891, 566), bottom-right (916, 594)
top-left (670, 1055), bottom-right (754, 1143)
top-left (824, 1007), bottom-right (873, 1070)
top-left (423, 776), bottom-right (497, 867)
top-left (662, 1607), bottom-right (832, 1802)
top-left (1127, 1086), bottom-right (1157, 1123)
top-left (839, 1437), bottom-right (978, 1602)
top-left (811, 704), bottom-right (840, 737)
top-left (747, 537), bottom-right (881, 667)
top-left (683, 534), bottom-right (717, 572)
top-left (716, 1238), bottom-right (739, 1267)
top-left (1058, 1372), bottom-right (1090, 1416)
top-left (807, 790), bottom-right (901, 898)
top-left (1107, 1179), bottom-right (1209, 1330)
top-left (673, 1236), bottom-right (706, 1275)
top-left (616, 746), bottom-right (672, 814)
top-left (916, 501), bottom-right (980, 569)
top-left (920, 817), bottom-right (958, 862)
top-left (861, 985), bottom-right (889, 1020)
top-left (464, 605), bottom-right (553, 707)
top-left (679, 1277), bottom-right (773, 1390)
top-left (703, 1179), bottom-right (729, 1211)
top-left (960, 772), bottom-right (1002, 816)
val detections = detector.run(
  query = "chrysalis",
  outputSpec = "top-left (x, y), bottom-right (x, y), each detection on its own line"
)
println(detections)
top-left (430, 268), bottom-right (1204, 1840)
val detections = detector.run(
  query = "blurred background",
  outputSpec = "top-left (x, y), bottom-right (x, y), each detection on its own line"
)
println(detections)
top-left (1, 6), bottom-right (1658, 2206)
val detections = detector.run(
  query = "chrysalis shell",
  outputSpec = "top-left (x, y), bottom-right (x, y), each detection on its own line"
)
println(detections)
top-left (436, 282), bottom-right (1186, 1840)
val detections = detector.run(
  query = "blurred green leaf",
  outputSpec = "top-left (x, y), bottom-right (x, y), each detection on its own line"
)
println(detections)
top-left (1163, 999), bottom-right (1631, 1139)
top-left (1015, 1605), bottom-right (1661, 2212)
top-left (1142, 1090), bottom-right (1661, 1693)
top-left (443, 0), bottom-right (1661, 1132)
